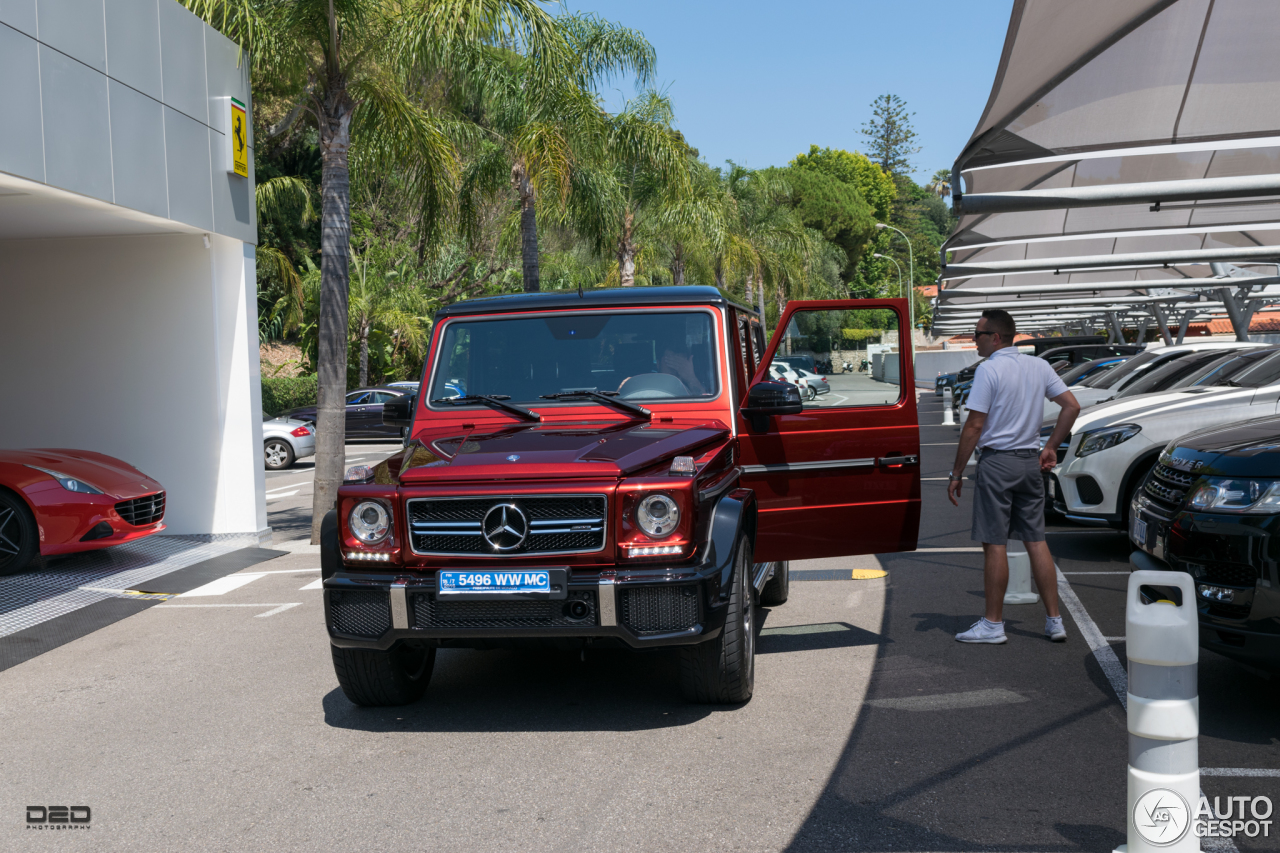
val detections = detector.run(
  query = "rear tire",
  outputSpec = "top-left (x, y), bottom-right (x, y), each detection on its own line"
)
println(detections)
top-left (759, 561), bottom-right (790, 606)
top-left (331, 641), bottom-right (436, 707)
top-left (264, 438), bottom-right (295, 470)
top-left (680, 537), bottom-right (755, 704)
top-left (0, 491), bottom-right (38, 577)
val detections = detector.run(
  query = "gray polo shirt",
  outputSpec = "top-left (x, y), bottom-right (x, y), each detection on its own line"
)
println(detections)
top-left (966, 347), bottom-right (1068, 451)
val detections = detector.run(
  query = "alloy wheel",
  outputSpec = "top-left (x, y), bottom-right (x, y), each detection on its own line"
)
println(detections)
top-left (0, 507), bottom-right (21, 560)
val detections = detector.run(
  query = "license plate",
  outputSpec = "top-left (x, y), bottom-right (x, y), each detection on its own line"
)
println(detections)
top-left (438, 570), bottom-right (551, 595)
top-left (1047, 478), bottom-right (1056, 499)
top-left (1131, 516), bottom-right (1149, 549)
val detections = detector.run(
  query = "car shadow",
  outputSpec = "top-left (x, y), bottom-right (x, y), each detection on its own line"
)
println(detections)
top-left (757, 621), bottom-right (888, 654)
top-left (322, 646), bottom-right (718, 733)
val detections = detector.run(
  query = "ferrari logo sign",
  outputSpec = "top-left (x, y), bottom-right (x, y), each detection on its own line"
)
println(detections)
top-left (229, 97), bottom-right (248, 177)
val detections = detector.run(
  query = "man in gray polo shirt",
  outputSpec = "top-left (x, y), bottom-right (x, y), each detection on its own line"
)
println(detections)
top-left (947, 309), bottom-right (1081, 644)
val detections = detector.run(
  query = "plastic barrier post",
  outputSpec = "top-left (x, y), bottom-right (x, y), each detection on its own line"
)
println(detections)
top-left (1114, 567), bottom-right (1199, 853)
top-left (1003, 539), bottom-right (1040, 605)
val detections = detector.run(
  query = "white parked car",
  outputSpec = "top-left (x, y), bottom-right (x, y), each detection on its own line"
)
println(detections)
top-left (1049, 346), bottom-right (1280, 528)
top-left (796, 367), bottom-right (830, 397)
top-left (769, 362), bottom-right (813, 398)
top-left (1047, 339), bottom-right (1264, 419)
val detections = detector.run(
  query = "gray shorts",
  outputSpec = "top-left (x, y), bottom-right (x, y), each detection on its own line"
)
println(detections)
top-left (971, 448), bottom-right (1046, 544)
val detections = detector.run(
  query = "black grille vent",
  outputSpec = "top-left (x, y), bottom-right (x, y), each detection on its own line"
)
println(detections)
top-left (1143, 464), bottom-right (1195, 519)
top-left (412, 591), bottom-right (597, 629)
top-left (1076, 476), bottom-right (1104, 506)
top-left (329, 590), bottom-right (391, 638)
top-left (115, 492), bottom-right (165, 526)
top-left (1198, 562), bottom-right (1259, 588)
top-left (407, 495), bottom-right (606, 556)
top-left (620, 586), bottom-right (700, 634)
top-left (1207, 601), bottom-right (1252, 621)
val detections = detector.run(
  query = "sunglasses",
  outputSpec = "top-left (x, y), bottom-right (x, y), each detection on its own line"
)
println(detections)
top-left (974, 329), bottom-right (998, 338)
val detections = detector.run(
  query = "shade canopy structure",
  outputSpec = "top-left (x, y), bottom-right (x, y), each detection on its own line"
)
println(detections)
top-left (937, 0), bottom-right (1280, 341)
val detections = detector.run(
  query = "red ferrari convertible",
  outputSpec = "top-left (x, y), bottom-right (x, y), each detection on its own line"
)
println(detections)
top-left (0, 449), bottom-right (167, 575)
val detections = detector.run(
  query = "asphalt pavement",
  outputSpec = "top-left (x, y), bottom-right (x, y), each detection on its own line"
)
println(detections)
top-left (1, 392), bottom-right (1277, 851)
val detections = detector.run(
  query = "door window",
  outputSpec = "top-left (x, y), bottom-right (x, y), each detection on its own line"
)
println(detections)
top-left (369, 391), bottom-right (397, 404)
top-left (770, 308), bottom-right (901, 407)
top-left (346, 391), bottom-right (371, 405)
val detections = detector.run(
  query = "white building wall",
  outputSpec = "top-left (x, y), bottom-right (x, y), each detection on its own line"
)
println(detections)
top-left (0, 233), bottom-right (267, 537)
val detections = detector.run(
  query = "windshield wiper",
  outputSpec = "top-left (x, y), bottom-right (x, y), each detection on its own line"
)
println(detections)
top-left (431, 394), bottom-right (541, 422)
top-left (541, 390), bottom-right (652, 421)
top-left (1220, 379), bottom-right (1245, 387)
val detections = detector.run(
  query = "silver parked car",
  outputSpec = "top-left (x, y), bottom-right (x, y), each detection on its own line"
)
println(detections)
top-left (263, 417), bottom-right (316, 470)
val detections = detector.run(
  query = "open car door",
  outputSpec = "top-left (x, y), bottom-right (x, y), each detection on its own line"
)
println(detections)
top-left (738, 299), bottom-right (920, 562)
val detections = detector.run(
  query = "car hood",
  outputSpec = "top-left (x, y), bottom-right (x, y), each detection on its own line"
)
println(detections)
top-left (0, 448), bottom-right (162, 497)
top-left (383, 420), bottom-right (730, 484)
top-left (1061, 387), bottom-right (1245, 432)
top-left (1163, 415), bottom-right (1280, 477)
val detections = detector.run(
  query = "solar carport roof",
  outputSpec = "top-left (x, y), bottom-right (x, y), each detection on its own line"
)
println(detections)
top-left (934, 0), bottom-right (1280, 340)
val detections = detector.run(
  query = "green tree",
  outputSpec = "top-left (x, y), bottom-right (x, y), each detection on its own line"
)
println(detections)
top-left (790, 145), bottom-right (895, 221)
top-left (186, 0), bottom-right (565, 541)
top-left (859, 94), bottom-right (920, 175)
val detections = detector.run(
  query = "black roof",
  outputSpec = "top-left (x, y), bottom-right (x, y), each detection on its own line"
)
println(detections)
top-left (435, 286), bottom-right (756, 318)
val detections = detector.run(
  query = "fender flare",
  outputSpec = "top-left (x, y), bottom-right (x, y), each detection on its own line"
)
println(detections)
top-left (704, 488), bottom-right (756, 603)
top-left (320, 510), bottom-right (341, 580)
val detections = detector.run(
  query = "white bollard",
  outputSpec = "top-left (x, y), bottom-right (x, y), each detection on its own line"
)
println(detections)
top-left (1003, 539), bottom-right (1040, 605)
top-left (959, 403), bottom-right (968, 425)
top-left (1114, 568), bottom-right (1199, 853)
top-left (942, 404), bottom-right (955, 426)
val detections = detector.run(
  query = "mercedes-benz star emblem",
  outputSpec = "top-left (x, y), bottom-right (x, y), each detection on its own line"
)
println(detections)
top-left (507, 454), bottom-right (521, 462)
top-left (482, 503), bottom-right (529, 551)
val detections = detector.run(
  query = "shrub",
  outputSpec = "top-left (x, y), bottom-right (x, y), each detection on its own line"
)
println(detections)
top-left (262, 375), bottom-right (318, 418)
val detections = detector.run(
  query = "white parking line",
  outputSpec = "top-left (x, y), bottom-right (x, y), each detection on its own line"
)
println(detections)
top-left (154, 603), bottom-right (301, 617)
top-left (1201, 768), bottom-right (1280, 777)
top-left (1063, 571), bottom-right (1130, 575)
top-left (300, 579), bottom-right (324, 590)
top-left (252, 568), bottom-right (321, 575)
top-left (266, 490), bottom-right (299, 500)
top-left (266, 482), bottom-right (309, 495)
top-left (178, 574), bottom-right (264, 597)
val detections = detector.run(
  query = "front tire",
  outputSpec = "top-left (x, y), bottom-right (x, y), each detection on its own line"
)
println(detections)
top-left (331, 641), bottom-right (436, 707)
top-left (680, 537), bottom-right (755, 704)
top-left (0, 491), bottom-right (38, 576)
top-left (759, 561), bottom-right (789, 607)
top-left (264, 439), bottom-right (295, 470)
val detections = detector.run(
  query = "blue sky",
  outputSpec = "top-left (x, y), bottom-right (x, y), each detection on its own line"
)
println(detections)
top-left (558, 0), bottom-right (1015, 184)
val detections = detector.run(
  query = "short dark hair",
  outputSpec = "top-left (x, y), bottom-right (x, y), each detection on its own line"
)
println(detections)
top-left (980, 309), bottom-right (1016, 342)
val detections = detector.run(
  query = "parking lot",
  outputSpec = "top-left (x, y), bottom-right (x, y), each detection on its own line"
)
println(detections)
top-left (1, 392), bottom-right (1277, 851)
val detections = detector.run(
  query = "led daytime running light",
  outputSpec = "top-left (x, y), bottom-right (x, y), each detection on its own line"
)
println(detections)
top-left (626, 545), bottom-right (684, 557)
top-left (344, 551), bottom-right (392, 562)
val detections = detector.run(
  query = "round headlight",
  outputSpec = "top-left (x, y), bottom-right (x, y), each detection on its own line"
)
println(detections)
top-left (349, 501), bottom-right (390, 543)
top-left (636, 494), bottom-right (679, 538)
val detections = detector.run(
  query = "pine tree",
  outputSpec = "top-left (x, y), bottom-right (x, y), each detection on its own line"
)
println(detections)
top-left (859, 94), bottom-right (921, 176)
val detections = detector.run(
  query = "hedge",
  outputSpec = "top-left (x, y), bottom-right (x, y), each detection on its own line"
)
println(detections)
top-left (262, 375), bottom-right (318, 418)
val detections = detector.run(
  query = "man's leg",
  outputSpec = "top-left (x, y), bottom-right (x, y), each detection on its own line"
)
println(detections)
top-left (982, 542), bottom-right (1009, 623)
top-left (1024, 540), bottom-right (1061, 618)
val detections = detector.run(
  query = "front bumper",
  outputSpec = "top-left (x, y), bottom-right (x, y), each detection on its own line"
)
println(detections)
top-left (325, 562), bottom-right (733, 651)
top-left (1131, 506), bottom-right (1280, 671)
top-left (1053, 433), bottom-right (1158, 524)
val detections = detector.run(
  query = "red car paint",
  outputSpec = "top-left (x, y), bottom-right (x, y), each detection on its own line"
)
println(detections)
top-left (0, 448), bottom-right (166, 556)
top-left (337, 295), bottom-right (920, 568)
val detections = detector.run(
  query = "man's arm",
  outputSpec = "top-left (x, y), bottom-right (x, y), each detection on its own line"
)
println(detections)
top-left (948, 410), bottom-right (987, 506)
top-left (1039, 390), bottom-right (1080, 471)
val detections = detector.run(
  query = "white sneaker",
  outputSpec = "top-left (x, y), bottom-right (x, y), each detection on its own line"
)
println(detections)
top-left (956, 619), bottom-right (1007, 644)
top-left (1045, 616), bottom-right (1067, 642)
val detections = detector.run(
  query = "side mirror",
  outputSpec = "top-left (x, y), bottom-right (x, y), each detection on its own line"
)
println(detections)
top-left (383, 394), bottom-right (416, 428)
top-left (742, 380), bottom-right (803, 422)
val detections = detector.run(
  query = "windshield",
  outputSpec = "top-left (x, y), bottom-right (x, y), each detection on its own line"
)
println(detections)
top-left (1090, 349), bottom-right (1165, 390)
top-left (1059, 358), bottom-right (1122, 386)
top-left (1184, 350), bottom-right (1276, 388)
top-left (1117, 351), bottom-right (1227, 398)
top-left (1221, 349), bottom-right (1280, 388)
top-left (429, 310), bottom-right (720, 405)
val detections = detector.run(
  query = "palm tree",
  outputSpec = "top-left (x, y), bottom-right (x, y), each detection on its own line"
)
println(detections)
top-left (184, 0), bottom-right (566, 541)
top-left (456, 15), bottom-right (655, 292)
top-left (256, 175), bottom-right (315, 340)
top-left (927, 168), bottom-right (951, 199)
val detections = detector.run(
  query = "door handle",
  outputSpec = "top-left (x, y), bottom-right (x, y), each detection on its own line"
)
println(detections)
top-left (877, 455), bottom-right (919, 467)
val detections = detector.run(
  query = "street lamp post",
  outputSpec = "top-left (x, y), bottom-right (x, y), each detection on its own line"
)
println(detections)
top-left (872, 252), bottom-right (903, 297)
top-left (876, 222), bottom-right (915, 339)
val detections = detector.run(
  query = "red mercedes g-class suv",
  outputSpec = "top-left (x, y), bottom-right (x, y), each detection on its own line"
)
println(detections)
top-left (321, 286), bottom-right (921, 705)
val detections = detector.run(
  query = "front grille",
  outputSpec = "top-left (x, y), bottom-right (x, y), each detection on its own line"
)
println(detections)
top-left (1143, 464), bottom-right (1194, 518)
top-left (407, 495), bottom-right (606, 556)
top-left (1199, 562), bottom-right (1260, 588)
top-left (620, 586), bottom-right (700, 634)
top-left (329, 589), bottom-right (391, 637)
top-left (115, 492), bottom-right (165, 526)
top-left (1207, 601), bottom-right (1252, 621)
top-left (411, 590), bottom-right (597, 629)
top-left (1076, 476), bottom-right (1104, 505)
